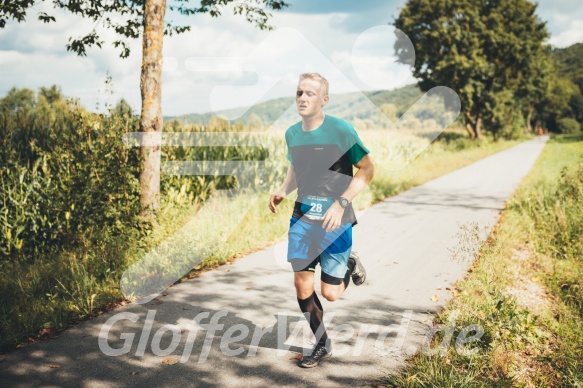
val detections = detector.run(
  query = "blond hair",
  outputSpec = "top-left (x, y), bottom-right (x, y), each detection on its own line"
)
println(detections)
top-left (299, 73), bottom-right (329, 96)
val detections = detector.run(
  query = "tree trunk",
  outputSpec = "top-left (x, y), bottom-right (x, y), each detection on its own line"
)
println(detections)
top-left (139, 0), bottom-right (166, 217)
top-left (464, 111), bottom-right (476, 139)
top-left (525, 104), bottom-right (533, 133)
top-left (465, 123), bottom-right (475, 139)
top-left (475, 115), bottom-right (483, 140)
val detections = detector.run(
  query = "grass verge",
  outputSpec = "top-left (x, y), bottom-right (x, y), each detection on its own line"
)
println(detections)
top-left (380, 134), bottom-right (583, 387)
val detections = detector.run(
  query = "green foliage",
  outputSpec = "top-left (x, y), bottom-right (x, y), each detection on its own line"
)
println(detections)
top-left (553, 43), bottom-right (583, 92)
top-left (570, 93), bottom-right (583, 123)
top-left (382, 296), bottom-right (544, 386)
top-left (517, 46), bottom-right (553, 132)
top-left (538, 44), bottom-right (583, 132)
top-left (542, 76), bottom-right (580, 132)
top-left (0, 85), bottom-right (147, 349)
top-left (511, 135), bottom-right (583, 380)
top-left (515, 144), bottom-right (583, 260)
top-left (556, 118), bottom-right (581, 134)
top-left (0, 87), bottom-right (142, 260)
top-left (483, 89), bottom-right (516, 138)
top-left (497, 109), bottom-right (527, 141)
top-left (160, 116), bottom-right (288, 205)
top-left (394, 0), bottom-right (549, 139)
top-left (488, 295), bottom-right (547, 349)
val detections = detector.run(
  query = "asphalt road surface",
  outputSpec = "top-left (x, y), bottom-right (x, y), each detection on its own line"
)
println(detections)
top-left (0, 136), bottom-right (548, 387)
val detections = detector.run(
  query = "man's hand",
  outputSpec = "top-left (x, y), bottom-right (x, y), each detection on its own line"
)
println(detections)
top-left (269, 192), bottom-right (286, 213)
top-left (322, 201), bottom-right (345, 232)
top-left (269, 166), bottom-right (297, 214)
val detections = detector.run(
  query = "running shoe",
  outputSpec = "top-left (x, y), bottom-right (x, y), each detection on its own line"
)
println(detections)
top-left (349, 251), bottom-right (366, 286)
top-left (299, 343), bottom-right (332, 368)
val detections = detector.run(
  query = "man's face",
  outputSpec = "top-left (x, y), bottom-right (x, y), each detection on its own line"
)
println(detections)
top-left (296, 78), bottom-right (329, 118)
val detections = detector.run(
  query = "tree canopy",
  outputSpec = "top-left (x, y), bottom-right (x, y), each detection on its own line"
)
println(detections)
top-left (394, 0), bottom-right (550, 139)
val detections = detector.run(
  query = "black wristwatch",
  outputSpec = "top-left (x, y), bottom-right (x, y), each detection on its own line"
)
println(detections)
top-left (336, 196), bottom-right (350, 209)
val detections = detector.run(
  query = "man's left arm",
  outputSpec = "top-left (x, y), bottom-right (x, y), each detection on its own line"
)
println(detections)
top-left (321, 154), bottom-right (375, 232)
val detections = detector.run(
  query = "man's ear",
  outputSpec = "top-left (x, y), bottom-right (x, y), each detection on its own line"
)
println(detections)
top-left (322, 95), bottom-right (329, 107)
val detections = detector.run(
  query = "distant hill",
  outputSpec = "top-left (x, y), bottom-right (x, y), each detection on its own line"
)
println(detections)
top-left (164, 43), bottom-right (580, 131)
top-left (165, 84), bottom-right (424, 127)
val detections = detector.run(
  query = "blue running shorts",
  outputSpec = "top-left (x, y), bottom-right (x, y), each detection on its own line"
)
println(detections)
top-left (287, 216), bottom-right (352, 285)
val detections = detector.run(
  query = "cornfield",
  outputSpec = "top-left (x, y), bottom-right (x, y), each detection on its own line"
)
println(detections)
top-left (161, 128), bottom-right (431, 205)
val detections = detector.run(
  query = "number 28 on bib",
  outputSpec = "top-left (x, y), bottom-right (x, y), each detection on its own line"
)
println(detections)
top-left (300, 195), bottom-right (333, 220)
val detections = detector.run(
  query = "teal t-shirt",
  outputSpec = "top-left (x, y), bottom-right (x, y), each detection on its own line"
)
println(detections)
top-left (285, 115), bottom-right (370, 225)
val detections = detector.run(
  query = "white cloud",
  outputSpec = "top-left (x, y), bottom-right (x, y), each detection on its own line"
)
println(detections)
top-left (0, 2), bottom-right (144, 113)
top-left (349, 25), bottom-right (416, 91)
top-left (548, 19), bottom-right (583, 47)
top-left (159, 12), bottom-right (395, 115)
top-left (536, 0), bottom-right (583, 46)
top-left (0, 4), bottom-right (412, 116)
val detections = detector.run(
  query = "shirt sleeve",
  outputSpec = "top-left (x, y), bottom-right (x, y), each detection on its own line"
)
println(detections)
top-left (343, 123), bottom-right (370, 165)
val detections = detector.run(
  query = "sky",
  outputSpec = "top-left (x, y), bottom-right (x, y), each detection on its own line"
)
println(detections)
top-left (0, 0), bottom-right (582, 117)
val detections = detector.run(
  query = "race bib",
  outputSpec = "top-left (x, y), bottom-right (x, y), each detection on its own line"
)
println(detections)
top-left (300, 195), bottom-right (334, 220)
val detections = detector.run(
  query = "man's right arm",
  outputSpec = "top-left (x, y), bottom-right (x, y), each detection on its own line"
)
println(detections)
top-left (269, 165), bottom-right (297, 213)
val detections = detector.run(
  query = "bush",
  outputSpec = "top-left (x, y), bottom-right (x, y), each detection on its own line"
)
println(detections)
top-left (500, 111), bottom-right (527, 140)
top-left (0, 87), bottom-right (142, 261)
top-left (556, 117), bottom-right (581, 134)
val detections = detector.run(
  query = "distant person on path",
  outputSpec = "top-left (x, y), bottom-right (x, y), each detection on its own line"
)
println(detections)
top-left (538, 126), bottom-right (543, 139)
top-left (268, 73), bottom-right (375, 368)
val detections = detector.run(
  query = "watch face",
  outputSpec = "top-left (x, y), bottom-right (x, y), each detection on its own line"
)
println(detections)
top-left (340, 198), bottom-right (349, 208)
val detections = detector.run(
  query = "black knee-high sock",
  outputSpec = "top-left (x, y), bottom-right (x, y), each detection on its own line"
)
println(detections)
top-left (343, 257), bottom-right (356, 289)
top-left (297, 292), bottom-right (329, 346)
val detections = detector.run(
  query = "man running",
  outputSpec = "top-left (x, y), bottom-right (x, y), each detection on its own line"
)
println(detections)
top-left (269, 73), bottom-right (375, 368)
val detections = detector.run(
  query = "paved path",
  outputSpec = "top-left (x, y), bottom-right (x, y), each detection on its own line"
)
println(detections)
top-left (0, 137), bottom-right (548, 387)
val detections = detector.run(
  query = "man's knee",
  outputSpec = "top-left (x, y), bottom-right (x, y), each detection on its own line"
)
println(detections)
top-left (294, 278), bottom-right (312, 293)
top-left (321, 287), bottom-right (340, 302)
top-left (294, 273), bottom-right (314, 298)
